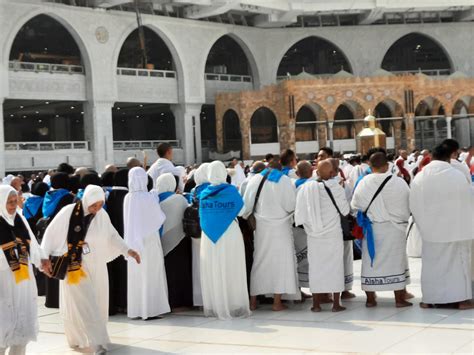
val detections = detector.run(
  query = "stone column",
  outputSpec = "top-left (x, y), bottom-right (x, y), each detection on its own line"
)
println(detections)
top-left (83, 100), bottom-right (114, 172)
top-left (216, 111), bottom-right (224, 154)
top-left (0, 98), bottom-right (5, 177)
top-left (240, 120), bottom-right (251, 160)
top-left (445, 116), bottom-right (453, 139)
top-left (328, 121), bottom-right (334, 150)
top-left (317, 122), bottom-right (327, 148)
top-left (405, 114), bottom-right (416, 151)
top-left (432, 118), bottom-right (438, 145)
top-left (172, 103), bottom-right (203, 165)
top-left (392, 120), bottom-right (403, 150)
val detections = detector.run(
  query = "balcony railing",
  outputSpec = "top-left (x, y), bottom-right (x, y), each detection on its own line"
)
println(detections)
top-left (205, 73), bottom-right (252, 83)
top-left (9, 61), bottom-right (84, 74)
top-left (392, 69), bottom-right (451, 76)
top-left (116, 67), bottom-right (176, 78)
top-left (113, 140), bottom-right (181, 150)
top-left (5, 141), bottom-right (89, 151)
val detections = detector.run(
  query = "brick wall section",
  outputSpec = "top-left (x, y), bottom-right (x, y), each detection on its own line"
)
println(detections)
top-left (216, 75), bottom-right (474, 158)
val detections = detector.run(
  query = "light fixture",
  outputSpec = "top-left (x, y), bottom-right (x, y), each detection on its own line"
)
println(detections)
top-left (9, 114), bottom-right (13, 117)
top-left (117, 107), bottom-right (121, 110)
top-left (160, 112), bottom-right (164, 116)
top-left (38, 119), bottom-right (42, 123)
top-left (19, 106), bottom-right (24, 109)
top-left (139, 104), bottom-right (143, 107)
top-left (22, 115), bottom-right (27, 118)
top-left (35, 111), bottom-right (39, 114)
top-left (45, 101), bottom-right (49, 104)
top-left (70, 106), bottom-right (75, 109)
top-left (55, 115), bottom-right (59, 118)
top-left (80, 111), bottom-right (84, 115)
top-left (136, 115), bottom-right (139, 118)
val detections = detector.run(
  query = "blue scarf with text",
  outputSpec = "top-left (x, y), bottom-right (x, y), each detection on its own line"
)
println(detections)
top-left (199, 183), bottom-right (243, 244)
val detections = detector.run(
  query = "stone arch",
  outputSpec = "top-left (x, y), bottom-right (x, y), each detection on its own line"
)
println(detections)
top-left (373, 99), bottom-right (404, 138)
top-left (295, 103), bottom-right (327, 142)
top-left (452, 96), bottom-right (474, 115)
top-left (3, 11), bottom-right (92, 79)
top-left (274, 35), bottom-right (353, 79)
top-left (414, 96), bottom-right (447, 149)
top-left (333, 100), bottom-right (365, 140)
top-left (381, 32), bottom-right (453, 74)
top-left (203, 33), bottom-right (260, 87)
top-left (250, 107), bottom-right (278, 144)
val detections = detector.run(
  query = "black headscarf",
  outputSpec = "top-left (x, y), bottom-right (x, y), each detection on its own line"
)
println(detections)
top-left (147, 175), bottom-right (153, 192)
top-left (101, 171), bottom-right (115, 187)
top-left (67, 175), bottom-right (80, 194)
top-left (31, 182), bottom-right (49, 197)
top-left (80, 173), bottom-right (102, 189)
top-left (50, 172), bottom-right (69, 190)
top-left (113, 168), bottom-right (129, 188)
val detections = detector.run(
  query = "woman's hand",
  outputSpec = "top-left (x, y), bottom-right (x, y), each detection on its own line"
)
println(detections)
top-left (41, 259), bottom-right (53, 277)
top-left (128, 249), bottom-right (141, 264)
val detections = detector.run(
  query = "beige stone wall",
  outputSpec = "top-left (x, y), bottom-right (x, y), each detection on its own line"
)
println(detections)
top-left (216, 75), bottom-right (474, 158)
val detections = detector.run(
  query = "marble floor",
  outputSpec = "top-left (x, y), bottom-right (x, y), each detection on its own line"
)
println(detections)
top-left (28, 258), bottom-right (473, 354)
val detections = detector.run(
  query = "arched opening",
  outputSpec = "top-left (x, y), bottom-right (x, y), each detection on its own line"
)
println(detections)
top-left (250, 107), bottom-right (278, 144)
top-left (277, 36), bottom-right (351, 77)
top-left (414, 97), bottom-right (446, 149)
top-left (9, 14), bottom-right (84, 73)
top-left (200, 105), bottom-right (216, 150)
top-left (334, 104), bottom-right (355, 140)
top-left (205, 35), bottom-right (252, 78)
top-left (112, 103), bottom-right (176, 141)
top-left (222, 109), bottom-right (242, 153)
top-left (374, 102), bottom-right (394, 137)
top-left (296, 106), bottom-right (317, 141)
top-left (381, 33), bottom-right (452, 76)
top-left (452, 97), bottom-right (473, 147)
top-left (117, 27), bottom-right (174, 71)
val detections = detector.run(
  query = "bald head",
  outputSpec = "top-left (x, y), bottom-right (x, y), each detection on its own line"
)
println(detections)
top-left (74, 167), bottom-right (89, 178)
top-left (329, 158), bottom-right (340, 178)
top-left (317, 160), bottom-right (333, 181)
top-left (296, 160), bottom-right (313, 179)
top-left (251, 161), bottom-right (266, 174)
top-left (126, 157), bottom-right (142, 169)
top-left (104, 164), bottom-right (118, 173)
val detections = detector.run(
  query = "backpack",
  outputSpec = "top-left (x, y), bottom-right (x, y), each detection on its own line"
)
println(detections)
top-left (35, 216), bottom-right (51, 244)
top-left (182, 192), bottom-right (201, 238)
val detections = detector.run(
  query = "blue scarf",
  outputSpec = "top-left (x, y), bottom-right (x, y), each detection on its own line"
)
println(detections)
top-left (42, 189), bottom-right (70, 218)
top-left (281, 167), bottom-right (292, 176)
top-left (199, 184), bottom-right (243, 244)
top-left (23, 196), bottom-right (44, 219)
top-left (357, 211), bottom-right (375, 266)
top-left (295, 178), bottom-right (309, 189)
top-left (76, 189), bottom-right (85, 200)
top-left (158, 191), bottom-right (174, 203)
top-left (260, 168), bottom-right (284, 183)
top-left (353, 167), bottom-right (372, 191)
top-left (194, 183), bottom-right (211, 202)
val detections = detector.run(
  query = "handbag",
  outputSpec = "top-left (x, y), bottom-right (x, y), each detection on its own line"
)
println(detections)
top-left (49, 254), bottom-right (69, 280)
top-left (246, 169), bottom-right (271, 231)
top-left (322, 182), bottom-right (355, 241)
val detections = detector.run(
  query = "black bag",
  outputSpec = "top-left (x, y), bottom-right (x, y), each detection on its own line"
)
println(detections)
top-left (246, 169), bottom-right (271, 231)
top-left (183, 192), bottom-right (202, 238)
top-left (35, 216), bottom-right (51, 244)
top-left (322, 182), bottom-right (355, 241)
top-left (49, 254), bottom-right (68, 280)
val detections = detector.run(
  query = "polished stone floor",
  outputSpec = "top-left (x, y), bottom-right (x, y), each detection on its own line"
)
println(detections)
top-left (28, 258), bottom-right (473, 354)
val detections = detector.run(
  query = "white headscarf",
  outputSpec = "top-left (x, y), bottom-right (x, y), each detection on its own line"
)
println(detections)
top-left (155, 173), bottom-right (177, 194)
top-left (124, 167), bottom-right (166, 251)
top-left (0, 185), bottom-right (17, 226)
top-left (82, 185), bottom-right (105, 216)
top-left (208, 161), bottom-right (228, 185)
top-left (194, 163), bottom-right (210, 186)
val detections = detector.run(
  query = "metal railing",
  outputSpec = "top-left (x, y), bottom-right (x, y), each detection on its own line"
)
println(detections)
top-left (392, 69), bottom-right (451, 76)
top-left (113, 140), bottom-right (181, 150)
top-left (9, 61), bottom-right (84, 74)
top-left (5, 141), bottom-right (89, 151)
top-left (116, 67), bottom-right (177, 78)
top-left (205, 73), bottom-right (252, 83)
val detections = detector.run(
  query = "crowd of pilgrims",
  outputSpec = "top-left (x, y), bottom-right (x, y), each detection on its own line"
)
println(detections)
top-left (1, 140), bottom-right (473, 354)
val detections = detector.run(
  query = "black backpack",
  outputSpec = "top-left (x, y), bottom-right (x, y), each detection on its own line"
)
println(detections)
top-left (35, 216), bottom-right (51, 244)
top-left (182, 191), bottom-right (201, 238)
